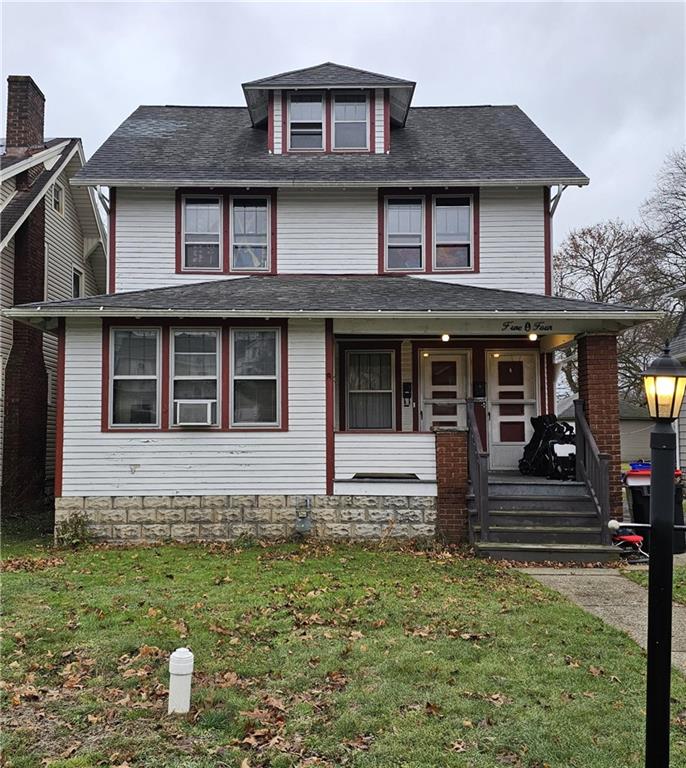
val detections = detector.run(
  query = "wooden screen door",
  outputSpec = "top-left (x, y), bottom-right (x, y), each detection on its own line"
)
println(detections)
top-left (420, 351), bottom-right (469, 431)
top-left (487, 351), bottom-right (539, 470)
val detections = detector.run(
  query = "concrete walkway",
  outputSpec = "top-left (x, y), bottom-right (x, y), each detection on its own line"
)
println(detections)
top-left (521, 566), bottom-right (686, 674)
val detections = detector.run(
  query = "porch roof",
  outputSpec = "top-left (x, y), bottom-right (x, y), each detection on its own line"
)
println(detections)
top-left (7, 275), bottom-right (659, 332)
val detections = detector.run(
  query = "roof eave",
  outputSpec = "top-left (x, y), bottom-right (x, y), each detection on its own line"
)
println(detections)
top-left (70, 176), bottom-right (591, 189)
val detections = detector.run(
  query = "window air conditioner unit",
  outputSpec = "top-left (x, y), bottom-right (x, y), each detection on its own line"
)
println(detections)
top-left (175, 400), bottom-right (215, 426)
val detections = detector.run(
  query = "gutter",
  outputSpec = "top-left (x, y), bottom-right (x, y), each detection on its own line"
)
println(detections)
top-left (70, 176), bottom-right (591, 189)
top-left (3, 307), bottom-right (662, 322)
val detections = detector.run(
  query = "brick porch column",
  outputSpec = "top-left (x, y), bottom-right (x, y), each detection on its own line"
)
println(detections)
top-left (433, 428), bottom-right (469, 543)
top-left (576, 334), bottom-right (623, 517)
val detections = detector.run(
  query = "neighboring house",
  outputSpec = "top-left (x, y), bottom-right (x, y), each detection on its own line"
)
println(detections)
top-left (670, 300), bottom-right (686, 470)
top-left (558, 398), bottom-right (651, 464)
top-left (0, 76), bottom-right (107, 515)
top-left (6, 63), bottom-right (657, 559)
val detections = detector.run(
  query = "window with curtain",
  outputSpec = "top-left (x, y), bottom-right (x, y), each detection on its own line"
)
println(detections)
top-left (346, 351), bottom-right (394, 430)
top-left (232, 198), bottom-right (269, 271)
top-left (183, 197), bottom-right (221, 270)
top-left (333, 94), bottom-right (368, 149)
top-left (289, 94), bottom-right (324, 150)
top-left (232, 329), bottom-right (279, 426)
top-left (111, 328), bottom-right (159, 426)
top-left (386, 198), bottom-right (423, 270)
top-left (434, 197), bottom-right (471, 269)
top-left (172, 329), bottom-right (219, 425)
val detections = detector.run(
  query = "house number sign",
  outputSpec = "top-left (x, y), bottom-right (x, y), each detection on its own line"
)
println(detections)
top-left (500, 320), bottom-right (554, 333)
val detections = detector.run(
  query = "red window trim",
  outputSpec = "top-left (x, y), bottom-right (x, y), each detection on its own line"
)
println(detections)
top-left (101, 317), bottom-right (288, 433)
top-left (175, 189), bottom-right (277, 276)
top-left (378, 187), bottom-right (480, 276)
top-left (267, 92), bottom-right (274, 153)
top-left (383, 89), bottom-right (390, 153)
top-left (281, 89), bottom-right (375, 155)
top-left (325, 319), bottom-right (335, 495)
top-left (108, 188), bottom-right (116, 293)
top-left (337, 340), bottom-right (403, 433)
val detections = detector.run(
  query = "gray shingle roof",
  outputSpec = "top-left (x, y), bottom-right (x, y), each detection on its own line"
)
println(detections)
top-left (13, 275), bottom-right (650, 316)
top-left (72, 105), bottom-right (588, 187)
top-left (1, 139), bottom-right (79, 243)
top-left (242, 62), bottom-right (414, 89)
top-left (559, 399), bottom-right (650, 421)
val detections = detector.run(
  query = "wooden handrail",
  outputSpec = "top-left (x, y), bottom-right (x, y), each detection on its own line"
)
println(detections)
top-left (574, 399), bottom-right (611, 545)
top-left (466, 399), bottom-right (490, 543)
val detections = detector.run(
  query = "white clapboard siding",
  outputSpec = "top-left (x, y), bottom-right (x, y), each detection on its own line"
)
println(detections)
top-left (115, 188), bottom-right (243, 292)
top-left (417, 186), bottom-right (546, 294)
top-left (277, 189), bottom-right (378, 273)
top-left (273, 90), bottom-right (282, 154)
top-left (335, 433), bottom-right (436, 480)
top-left (61, 318), bottom-right (327, 496)
top-left (374, 89), bottom-right (385, 153)
top-left (43, 169), bottom-right (100, 480)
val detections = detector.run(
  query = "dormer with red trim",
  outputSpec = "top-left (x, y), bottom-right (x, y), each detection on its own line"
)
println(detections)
top-left (242, 62), bottom-right (415, 155)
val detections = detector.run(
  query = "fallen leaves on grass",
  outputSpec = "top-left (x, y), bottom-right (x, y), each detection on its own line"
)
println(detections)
top-left (1, 555), bottom-right (65, 572)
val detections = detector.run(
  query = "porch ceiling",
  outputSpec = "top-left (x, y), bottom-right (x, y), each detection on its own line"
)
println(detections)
top-left (5, 275), bottom-right (659, 336)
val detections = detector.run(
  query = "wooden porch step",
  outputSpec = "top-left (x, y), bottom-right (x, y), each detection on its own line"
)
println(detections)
top-left (474, 541), bottom-right (618, 563)
top-left (472, 524), bottom-right (602, 545)
top-left (469, 493), bottom-right (597, 513)
top-left (473, 509), bottom-right (600, 528)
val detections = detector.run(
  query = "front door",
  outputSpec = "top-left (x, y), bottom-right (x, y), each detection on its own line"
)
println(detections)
top-left (487, 351), bottom-right (539, 470)
top-left (420, 351), bottom-right (469, 431)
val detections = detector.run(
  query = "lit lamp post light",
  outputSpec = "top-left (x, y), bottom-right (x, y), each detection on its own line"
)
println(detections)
top-left (639, 342), bottom-right (686, 767)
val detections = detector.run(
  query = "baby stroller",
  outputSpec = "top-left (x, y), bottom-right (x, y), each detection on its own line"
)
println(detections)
top-left (519, 415), bottom-right (576, 480)
top-left (608, 520), bottom-right (649, 564)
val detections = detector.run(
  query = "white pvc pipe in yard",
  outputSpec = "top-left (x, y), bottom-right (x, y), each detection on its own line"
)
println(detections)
top-left (168, 647), bottom-right (194, 714)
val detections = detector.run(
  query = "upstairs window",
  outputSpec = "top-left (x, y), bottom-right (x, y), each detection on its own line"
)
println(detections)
top-left (72, 267), bottom-right (83, 298)
top-left (232, 198), bottom-right (270, 271)
top-left (172, 329), bottom-right (219, 426)
top-left (53, 182), bottom-right (64, 216)
top-left (231, 328), bottom-right (280, 427)
top-left (333, 94), bottom-right (368, 149)
top-left (183, 196), bottom-right (221, 270)
top-left (289, 94), bottom-right (324, 150)
top-left (386, 198), bottom-right (424, 271)
top-left (111, 328), bottom-right (160, 427)
top-left (434, 196), bottom-right (472, 269)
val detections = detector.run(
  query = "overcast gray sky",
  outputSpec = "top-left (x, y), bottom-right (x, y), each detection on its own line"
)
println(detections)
top-left (2, 1), bottom-right (684, 245)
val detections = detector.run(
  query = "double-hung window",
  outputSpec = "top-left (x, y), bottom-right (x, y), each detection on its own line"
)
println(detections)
top-left (183, 196), bottom-right (221, 270)
top-left (72, 267), bottom-right (83, 298)
top-left (333, 94), bottom-right (368, 149)
top-left (172, 329), bottom-right (220, 426)
top-left (111, 329), bottom-right (160, 426)
top-left (434, 196), bottom-right (472, 269)
top-left (346, 351), bottom-right (394, 430)
top-left (232, 198), bottom-right (270, 271)
top-left (386, 198), bottom-right (424, 271)
top-left (289, 94), bottom-right (324, 150)
top-left (231, 329), bottom-right (279, 426)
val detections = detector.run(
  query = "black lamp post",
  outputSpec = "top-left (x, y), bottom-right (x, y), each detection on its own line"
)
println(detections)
top-left (639, 342), bottom-right (686, 767)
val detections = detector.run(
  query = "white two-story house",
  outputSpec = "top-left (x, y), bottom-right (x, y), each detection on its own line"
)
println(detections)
top-left (7, 63), bottom-right (657, 559)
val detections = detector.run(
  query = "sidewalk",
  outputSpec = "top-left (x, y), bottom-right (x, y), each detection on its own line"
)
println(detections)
top-left (520, 566), bottom-right (686, 674)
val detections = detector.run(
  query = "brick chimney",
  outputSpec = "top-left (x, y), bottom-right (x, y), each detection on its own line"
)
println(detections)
top-left (5, 75), bottom-right (45, 154)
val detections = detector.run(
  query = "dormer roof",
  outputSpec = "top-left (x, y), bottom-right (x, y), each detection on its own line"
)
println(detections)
top-left (242, 62), bottom-right (415, 127)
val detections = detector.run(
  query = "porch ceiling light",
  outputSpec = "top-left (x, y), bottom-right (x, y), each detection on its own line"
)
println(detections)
top-left (441, 334), bottom-right (450, 342)
top-left (642, 341), bottom-right (686, 422)
top-left (528, 333), bottom-right (538, 341)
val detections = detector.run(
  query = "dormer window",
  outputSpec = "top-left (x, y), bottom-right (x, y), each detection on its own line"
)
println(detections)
top-left (289, 94), bottom-right (324, 150)
top-left (333, 94), bottom-right (368, 150)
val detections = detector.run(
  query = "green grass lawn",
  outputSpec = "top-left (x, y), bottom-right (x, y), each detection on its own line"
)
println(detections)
top-left (2, 541), bottom-right (686, 768)
top-left (623, 565), bottom-right (686, 606)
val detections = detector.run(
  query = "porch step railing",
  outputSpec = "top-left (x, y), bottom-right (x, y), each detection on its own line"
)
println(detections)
top-left (466, 399), bottom-right (490, 542)
top-left (574, 399), bottom-right (611, 545)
